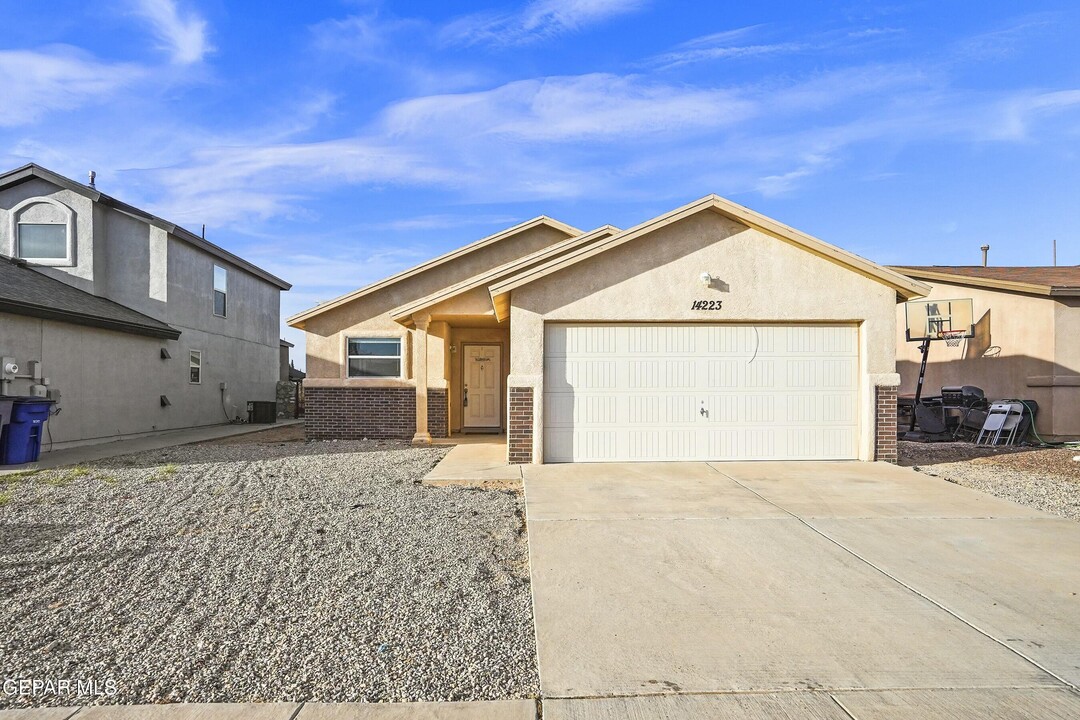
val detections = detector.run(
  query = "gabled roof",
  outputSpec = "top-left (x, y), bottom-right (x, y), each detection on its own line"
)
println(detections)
top-left (391, 225), bottom-right (620, 326)
top-left (287, 215), bottom-right (582, 328)
top-left (890, 266), bottom-right (1080, 297)
top-left (0, 255), bottom-right (181, 339)
top-left (0, 164), bottom-right (291, 290)
top-left (488, 195), bottom-right (931, 321)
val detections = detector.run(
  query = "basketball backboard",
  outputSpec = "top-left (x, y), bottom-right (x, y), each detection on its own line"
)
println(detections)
top-left (904, 298), bottom-right (975, 342)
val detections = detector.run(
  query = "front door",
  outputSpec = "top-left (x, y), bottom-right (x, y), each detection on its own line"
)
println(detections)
top-left (464, 344), bottom-right (501, 430)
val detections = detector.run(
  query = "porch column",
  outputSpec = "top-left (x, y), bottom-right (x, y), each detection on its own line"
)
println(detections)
top-left (412, 313), bottom-right (432, 445)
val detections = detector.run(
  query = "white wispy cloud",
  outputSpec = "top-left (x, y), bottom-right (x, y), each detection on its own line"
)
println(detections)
top-left (310, 13), bottom-right (415, 63)
top-left (0, 46), bottom-right (145, 127)
top-left (993, 89), bottom-right (1080, 140)
top-left (441, 0), bottom-right (647, 47)
top-left (130, 0), bottom-right (211, 64)
top-left (647, 25), bottom-right (805, 69)
top-left (119, 60), bottom-right (1080, 222)
top-left (381, 73), bottom-right (757, 142)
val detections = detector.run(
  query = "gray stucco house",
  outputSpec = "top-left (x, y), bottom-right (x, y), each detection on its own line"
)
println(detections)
top-left (0, 163), bottom-right (290, 448)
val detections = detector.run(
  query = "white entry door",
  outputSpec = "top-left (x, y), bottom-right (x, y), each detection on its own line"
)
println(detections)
top-left (544, 323), bottom-right (860, 462)
top-left (464, 344), bottom-right (502, 429)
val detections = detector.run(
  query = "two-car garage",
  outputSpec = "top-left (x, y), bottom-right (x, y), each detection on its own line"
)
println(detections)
top-left (543, 323), bottom-right (861, 462)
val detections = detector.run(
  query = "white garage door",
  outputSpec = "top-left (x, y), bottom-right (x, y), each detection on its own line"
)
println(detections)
top-left (544, 323), bottom-right (859, 462)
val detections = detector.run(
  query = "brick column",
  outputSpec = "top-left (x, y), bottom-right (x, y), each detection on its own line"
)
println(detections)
top-left (412, 313), bottom-right (432, 445)
top-left (508, 387), bottom-right (534, 464)
top-left (875, 385), bottom-right (898, 463)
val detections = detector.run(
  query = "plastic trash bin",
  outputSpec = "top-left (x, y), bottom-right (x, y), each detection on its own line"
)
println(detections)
top-left (0, 398), bottom-right (13, 434)
top-left (0, 398), bottom-right (55, 465)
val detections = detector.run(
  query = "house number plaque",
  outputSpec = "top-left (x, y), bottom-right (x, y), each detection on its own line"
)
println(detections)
top-left (691, 300), bottom-right (723, 310)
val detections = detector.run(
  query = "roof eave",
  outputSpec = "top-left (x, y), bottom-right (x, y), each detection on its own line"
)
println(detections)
top-left (288, 216), bottom-right (584, 327)
top-left (388, 225), bottom-right (621, 326)
top-left (890, 267), bottom-right (1059, 297)
top-left (0, 299), bottom-right (182, 340)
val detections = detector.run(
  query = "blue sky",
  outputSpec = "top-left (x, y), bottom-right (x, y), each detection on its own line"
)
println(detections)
top-left (3, 1), bottom-right (1078, 364)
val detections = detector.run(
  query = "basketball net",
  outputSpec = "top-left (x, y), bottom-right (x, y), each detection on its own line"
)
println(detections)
top-left (939, 330), bottom-right (965, 347)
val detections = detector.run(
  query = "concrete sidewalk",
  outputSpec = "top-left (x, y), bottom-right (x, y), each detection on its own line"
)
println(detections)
top-left (0, 420), bottom-right (303, 476)
top-left (0, 700), bottom-right (536, 719)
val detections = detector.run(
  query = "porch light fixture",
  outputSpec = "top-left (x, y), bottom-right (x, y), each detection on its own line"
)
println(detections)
top-left (700, 272), bottom-right (713, 287)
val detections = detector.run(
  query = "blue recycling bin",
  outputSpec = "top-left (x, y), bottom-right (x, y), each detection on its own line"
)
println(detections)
top-left (0, 398), bottom-right (55, 465)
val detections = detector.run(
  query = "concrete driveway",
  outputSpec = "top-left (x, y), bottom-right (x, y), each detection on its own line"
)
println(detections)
top-left (523, 461), bottom-right (1080, 719)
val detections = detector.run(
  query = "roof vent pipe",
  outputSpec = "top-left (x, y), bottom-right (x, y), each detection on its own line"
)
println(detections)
top-left (980, 244), bottom-right (990, 267)
top-left (88, 170), bottom-right (96, 188)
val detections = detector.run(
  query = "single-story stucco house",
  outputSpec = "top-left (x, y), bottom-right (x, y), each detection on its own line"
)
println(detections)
top-left (289, 196), bottom-right (930, 464)
top-left (890, 265), bottom-right (1080, 440)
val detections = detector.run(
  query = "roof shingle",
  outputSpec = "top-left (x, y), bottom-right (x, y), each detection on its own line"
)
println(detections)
top-left (0, 256), bottom-right (181, 339)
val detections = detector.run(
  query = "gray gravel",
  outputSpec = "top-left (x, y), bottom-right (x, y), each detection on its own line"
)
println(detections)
top-left (900, 441), bottom-right (1080, 521)
top-left (0, 439), bottom-right (539, 708)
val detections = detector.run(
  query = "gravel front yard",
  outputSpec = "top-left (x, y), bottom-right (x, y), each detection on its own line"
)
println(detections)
top-left (0, 434), bottom-right (539, 708)
top-left (900, 441), bottom-right (1080, 520)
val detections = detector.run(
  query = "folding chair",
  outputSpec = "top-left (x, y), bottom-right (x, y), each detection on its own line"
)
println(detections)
top-left (976, 403), bottom-right (1024, 446)
top-left (998, 403), bottom-right (1026, 446)
top-left (976, 403), bottom-right (1012, 445)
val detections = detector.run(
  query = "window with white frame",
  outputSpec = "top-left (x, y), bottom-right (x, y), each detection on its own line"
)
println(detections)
top-left (189, 350), bottom-right (202, 384)
top-left (17, 223), bottom-right (68, 261)
top-left (213, 265), bottom-right (227, 317)
top-left (347, 338), bottom-right (402, 378)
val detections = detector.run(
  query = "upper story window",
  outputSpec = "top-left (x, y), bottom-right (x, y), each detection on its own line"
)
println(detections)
top-left (18, 223), bottom-right (67, 260)
top-left (9, 197), bottom-right (74, 266)
top-left (347, 338), bottom-right (402, 378)
top-left (213, 265), bottom-right (227, 317)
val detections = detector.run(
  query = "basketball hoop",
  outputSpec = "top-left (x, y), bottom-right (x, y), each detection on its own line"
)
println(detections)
top-left (939, 330), bottom-right (965, 347)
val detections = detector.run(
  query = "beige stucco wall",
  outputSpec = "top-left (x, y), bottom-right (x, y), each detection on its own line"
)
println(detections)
top-left (1052, 299), bottom-right (1080, 437)
top-left (303, 224), bottom-right (570, 390)
top-left (893, 280), bottom-right (1077, 438)
top-left (509, 211), bottom-right (901, 462)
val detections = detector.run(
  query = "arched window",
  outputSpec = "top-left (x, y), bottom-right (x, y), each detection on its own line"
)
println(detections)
top-left (9, 196), bottom-right (75, 265)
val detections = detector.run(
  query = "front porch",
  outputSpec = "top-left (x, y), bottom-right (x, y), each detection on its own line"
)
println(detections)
top-left (404, 309), bottom-right (511, 446)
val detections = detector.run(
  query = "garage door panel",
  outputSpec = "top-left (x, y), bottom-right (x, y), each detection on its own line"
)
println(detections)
top-left (544, 323), bottom-right (860, 462)
top-left (545, 358), bottom-right (618, 391)
top-left (547, 428), bottom-right (616, 462)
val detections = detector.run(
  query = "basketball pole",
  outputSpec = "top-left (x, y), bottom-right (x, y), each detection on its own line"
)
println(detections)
top-left (909, 338), bottom-right (932, 432)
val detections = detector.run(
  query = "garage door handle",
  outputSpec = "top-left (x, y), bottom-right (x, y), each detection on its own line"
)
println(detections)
top-left (700, 403), bottom-right (708, 418)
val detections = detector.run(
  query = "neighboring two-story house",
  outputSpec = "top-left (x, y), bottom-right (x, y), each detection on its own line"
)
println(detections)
top-left (0, 164), bottom-right (290, 448)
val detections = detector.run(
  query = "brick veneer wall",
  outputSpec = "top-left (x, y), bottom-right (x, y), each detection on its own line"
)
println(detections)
top-left (428, 389), bottom-right (448, 441)
top-left (875, 385), bottom-right (898, 463)
top-left (508, 387), bottom-right (534, 464)
top-left (305, 387), bottom-right (448, 441)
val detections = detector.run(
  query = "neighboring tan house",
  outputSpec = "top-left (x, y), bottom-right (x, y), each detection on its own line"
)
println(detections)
top-left (0, 163), bottom-right (291, 448)
top-left (891, 266), bottom-right (1080, 440)
top-left (290, 196), bottom-right (929, 464)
